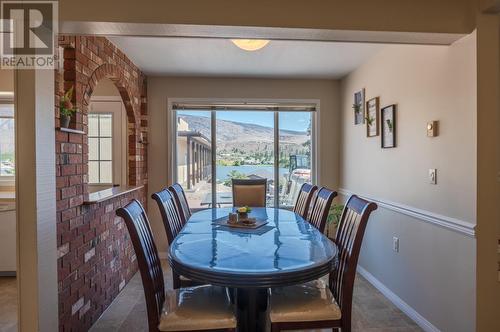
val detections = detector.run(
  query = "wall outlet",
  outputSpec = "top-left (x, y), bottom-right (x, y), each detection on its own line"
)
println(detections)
top-left (429, 168), bottom-right (437, 185)
top-left (393, 237), bottom-right (399, 252)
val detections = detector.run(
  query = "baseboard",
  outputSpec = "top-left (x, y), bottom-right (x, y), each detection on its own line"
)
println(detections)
top-left (357, 265), bottom-right (441, 332)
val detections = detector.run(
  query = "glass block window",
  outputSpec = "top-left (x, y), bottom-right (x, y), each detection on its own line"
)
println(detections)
top-left (88, 113), bottom-right (113, 184)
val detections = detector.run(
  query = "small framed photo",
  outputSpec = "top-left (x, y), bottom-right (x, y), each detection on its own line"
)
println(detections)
top-left (366, 97), bottom-right (379, 137)
top-left (353, 88), bottom-right (365, 125)
top-left (381, 104), bottom-right (396, 148)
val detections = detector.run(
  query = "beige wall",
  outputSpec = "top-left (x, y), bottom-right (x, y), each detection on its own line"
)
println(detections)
top-left (92, 78), bottom-right (120, 96)
top-left (0, 69), bottom-right (13, 92)
top-left (60, 0), bottom-right (475, 34)
top-left (339, 33), bottom-right (477, 331)
top-left (475, 13), bottom-right (500, 332)
top-left (340, 34), bottom-right (476, 221)
top-left (147, 77), bottom-right (339, 250)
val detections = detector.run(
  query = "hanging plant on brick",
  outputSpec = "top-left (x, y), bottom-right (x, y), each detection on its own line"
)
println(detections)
top-left (60, 86), bottom-right (77, 128)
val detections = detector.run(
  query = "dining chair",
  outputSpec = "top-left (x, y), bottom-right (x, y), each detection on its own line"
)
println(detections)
top-left (268, 195), bottom-right (378, 332)
top-left (168, 183), bottom-right (191, 224)
top-left (293, 183), bottom-right (318, 219)
top-left (306, 187), bottom-right (337, 233)
top-left (151, 188), bottom-right (184, 245)
top-left (231, 178), bottom-right (267, 207)
top-left (117, 199), bottom-right (236, 332)
top-left (151, 188), bottom-right (201, 289)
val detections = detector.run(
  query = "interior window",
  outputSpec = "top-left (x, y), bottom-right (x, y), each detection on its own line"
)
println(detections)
top-left (0, 103), bottom-right (15, 177)
top-left (88, 113), bottom-right (113, 184)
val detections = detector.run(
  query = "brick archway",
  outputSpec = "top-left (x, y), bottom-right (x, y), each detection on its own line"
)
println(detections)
top-left (58, 36), bottom-right (147, 187)
top-left (83, 63), bottom-right (138, 125)
top-left (55, 36), bottom-right (147, 331)
top-left (82, 64), bottom-right (146, 186)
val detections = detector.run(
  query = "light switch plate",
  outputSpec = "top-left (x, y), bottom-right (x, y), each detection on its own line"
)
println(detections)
top-left (429, 169), bottom-right (437, 184)
top-left (393, 237), bottom-right (399, 252)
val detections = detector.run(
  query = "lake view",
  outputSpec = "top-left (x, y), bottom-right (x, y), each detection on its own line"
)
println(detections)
top-left (216, 165), bottom-right (288, 182)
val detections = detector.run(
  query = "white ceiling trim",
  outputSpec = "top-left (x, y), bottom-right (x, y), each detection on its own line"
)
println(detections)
top-left (61, 22), bottom-right (466, 45)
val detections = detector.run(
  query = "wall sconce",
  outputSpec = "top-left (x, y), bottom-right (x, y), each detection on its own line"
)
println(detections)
top-left (427, 121), bottom-right (438, 137)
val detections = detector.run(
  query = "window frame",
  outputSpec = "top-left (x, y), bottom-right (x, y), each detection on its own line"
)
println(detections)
top-left (88, 112), bottom-right (114, 186)
top-left (0, 94), bottom-right (15, 185)
top-left (89, 96), bottom-right (128, 189)
top-left (168, 98), bottom-right (319, 209)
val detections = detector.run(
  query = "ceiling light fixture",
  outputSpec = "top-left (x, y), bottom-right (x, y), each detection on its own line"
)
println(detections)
top-left (231, 39), bottom-right (270, 51)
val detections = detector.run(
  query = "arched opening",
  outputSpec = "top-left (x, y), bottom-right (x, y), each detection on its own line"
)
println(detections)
top-left (87, 78), bottom-right (130, 192)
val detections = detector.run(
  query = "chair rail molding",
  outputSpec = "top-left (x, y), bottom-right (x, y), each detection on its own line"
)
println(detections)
top-left (338, 188), bottom-right (476, 238)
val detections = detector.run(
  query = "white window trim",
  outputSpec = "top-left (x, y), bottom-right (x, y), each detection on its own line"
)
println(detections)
top-left (89, 96), bottom-right (128, 188)
top-left (167, 97), bottom-right (320, 208)
top-left (0, 94), bottom-right (15, 186)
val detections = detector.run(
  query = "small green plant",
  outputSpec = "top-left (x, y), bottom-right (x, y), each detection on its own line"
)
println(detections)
top-left (352, 103), bottom-right (361, 114)
top-left (327, 204), bottom-right (344, 227)
top-left (386, 119), bottom-right (393, 132)
top-left (60, 86), bottom-right (77, 117)
top-left (365, 115), bottom-right (374, 126)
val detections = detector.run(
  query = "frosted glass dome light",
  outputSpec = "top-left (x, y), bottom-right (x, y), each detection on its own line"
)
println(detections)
top-left (231, 39), bottom-right (270, 51)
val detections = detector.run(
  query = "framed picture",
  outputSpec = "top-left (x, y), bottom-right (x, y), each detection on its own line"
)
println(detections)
top-left (381, 104), bottom-right (396, 148)
top-left (366, 97), bottom-right (379, 137)
top-left (353, 88), bottom-right (365, 125)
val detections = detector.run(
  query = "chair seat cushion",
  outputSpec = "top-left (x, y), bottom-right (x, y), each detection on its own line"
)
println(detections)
top-left (179, 275), bottom-right (206, 287)
top-left (179, 275), bottom-right (190, 281)
top-left (159, 285), bottom-right (236, 331)
top-left (269, 280), bottom-right (341, 323)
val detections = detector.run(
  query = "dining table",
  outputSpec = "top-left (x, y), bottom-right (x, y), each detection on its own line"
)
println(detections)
top-left (168, 207), bottom-right (339, 332)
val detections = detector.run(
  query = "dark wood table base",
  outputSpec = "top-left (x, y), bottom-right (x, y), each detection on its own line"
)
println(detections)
top-left (235, 288), bottom-right (269, 332)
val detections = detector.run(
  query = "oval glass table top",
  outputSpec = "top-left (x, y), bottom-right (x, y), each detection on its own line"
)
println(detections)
top-left (169, 207), bottom-right (338, 288)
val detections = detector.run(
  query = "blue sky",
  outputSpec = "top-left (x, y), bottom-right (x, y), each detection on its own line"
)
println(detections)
top-left (179, 110), bottom-right (310, 132)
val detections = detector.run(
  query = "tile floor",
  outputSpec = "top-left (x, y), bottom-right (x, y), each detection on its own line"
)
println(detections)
top-left (90, 263), bottom-right (422, 332)
top-left (0, 266), bottom-right (422, 332)
top-left (0, 277), bottom-right (17, 332)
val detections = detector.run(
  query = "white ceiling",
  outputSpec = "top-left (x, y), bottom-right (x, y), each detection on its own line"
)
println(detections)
top-left (108, 36), bottom-right (386, 79)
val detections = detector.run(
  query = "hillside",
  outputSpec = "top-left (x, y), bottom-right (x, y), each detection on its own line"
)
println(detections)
top-left (178, 114), bottom-right (309, 155)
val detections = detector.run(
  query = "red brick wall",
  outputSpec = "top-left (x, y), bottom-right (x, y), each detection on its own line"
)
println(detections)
top-left (55, 35), bottom-right (148, 331)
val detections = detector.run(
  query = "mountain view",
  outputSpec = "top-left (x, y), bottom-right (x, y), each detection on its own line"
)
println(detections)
top-left (179, 114), bottom-right (310, 167)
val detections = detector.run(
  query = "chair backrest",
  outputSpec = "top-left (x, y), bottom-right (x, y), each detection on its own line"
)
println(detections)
top-left (329, 195), bottom-right (377, 329)
top-left (293, 183), bottom-right (318, 219)
top-left (168, 183), bottom-right (191, 223)
top-left (151, 188), bottom-right (184, 244)
top-left (117, 200), bottom-right (164, 332)
top-left (305, 188), bottom-right (319, 221)
top-left (307, 187), bottom-right (337, 233)
top-left (232, 178), bottom-right (267, 207)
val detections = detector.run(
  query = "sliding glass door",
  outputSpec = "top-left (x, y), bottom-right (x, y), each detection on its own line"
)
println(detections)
top-left (215, 111), bottom-right (275, 207)
top-left (175, 110), bottom-right (213, 209)
top-left (278, 112), bottom-right (312, 208)
top-left (174, 106), bottom-right (314, 209)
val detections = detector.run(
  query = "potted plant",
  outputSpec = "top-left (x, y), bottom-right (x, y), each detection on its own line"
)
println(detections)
top-left (326, 203), bottom-right (344, 239)
top-left (236, 206), bottom-right (252, 219)
top-left (60, 86), bottom-right (77, 128)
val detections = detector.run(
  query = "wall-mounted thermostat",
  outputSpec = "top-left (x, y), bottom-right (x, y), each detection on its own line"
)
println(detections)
top-left (427, 121), bottom-right (438, 137)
